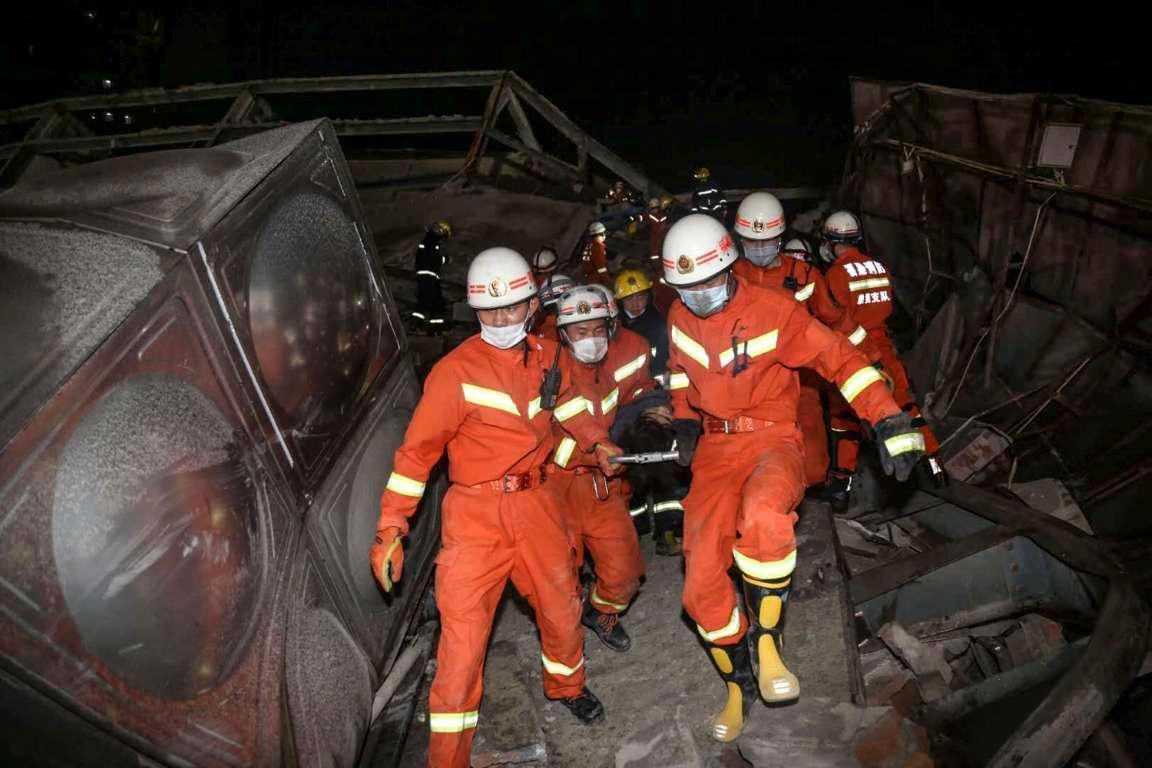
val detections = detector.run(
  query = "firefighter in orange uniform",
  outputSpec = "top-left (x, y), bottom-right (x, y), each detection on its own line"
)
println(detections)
top-left (534, 272), bottom-right (575, 340)
top-left (549, 286), bottom-right (654, 652)
top-left (662, 215), bottom-right (926, 742)
top-left (582, 221), bottom-right (611, 285)
top-left (731, 192), bottom-right (834, 488)
top-left (531, 245), bottom-right (560, 284)
top-left (818, 211), bottom-right (944, 505)
top-left (371, 248), bottom-right (625, 768)
top-left (644, 197), bottom-right (670, 264)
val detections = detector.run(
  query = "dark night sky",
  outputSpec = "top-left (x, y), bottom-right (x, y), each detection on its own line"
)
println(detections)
top-left (3, 2), bottom-right (1144, 189)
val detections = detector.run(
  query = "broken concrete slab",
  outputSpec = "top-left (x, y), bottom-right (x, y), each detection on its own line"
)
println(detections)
top-left (859, 646), bottom-right (915, 708)
top-left (737, 698), bottom-right (932, 768)
top-left (940, 424), bottom-right (1010, 481)
top-left (877, 623), bottom-right (953, 701)
top-left (1004, 478), bottom-right (1093, 534)
top-left (614, 707), bottom-right (704, 768)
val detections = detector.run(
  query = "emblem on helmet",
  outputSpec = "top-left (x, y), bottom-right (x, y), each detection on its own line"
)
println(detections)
top-left (677, 255), bottom-right (694, 275)
top-left (488, 278), bottom-right (508, 298)
top-left (752, 218), bottom-right (765, 233)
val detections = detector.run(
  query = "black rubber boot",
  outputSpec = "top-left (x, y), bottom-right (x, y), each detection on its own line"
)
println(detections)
top-left (913, 454), bottom-right (949, 488)
top-left (704, 638), bottom-right (759, 742)
top-left (556, 687), bottom-right (604, 724)
top-left (582, 596), bottom-right (632, 652)
top-left (819, 471), bottom-right (853, 513)
top-left (742, 576), bottom-right (800, 702)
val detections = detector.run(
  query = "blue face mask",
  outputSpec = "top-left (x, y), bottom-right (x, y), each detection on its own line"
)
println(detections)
top-left (744, 239), bottom-right (781, 267)
top-left (678, 280), bottom-right (730, 318)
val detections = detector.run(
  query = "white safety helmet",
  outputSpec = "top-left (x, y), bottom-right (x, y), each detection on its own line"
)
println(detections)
top-left (783, 238), bottom-right (812, 260)
top-left (822, 210), bottom-right (862, 243)
top-left (661, 214), bottom-right (740, 287)
top-left (588, 221), bottom-right (607, 237)
top-left (532, 246), bottom-right (559, 274)
top-left (585, 283), bottom-right (619, 319)
top-left (734, 192), bottom-right (786, 240)
top-left (466, 247), bottom-right (537, 310)
top-left (556, 286), bottom-right (613, 328)
top-left (539, 273), bottom-right (576, 307)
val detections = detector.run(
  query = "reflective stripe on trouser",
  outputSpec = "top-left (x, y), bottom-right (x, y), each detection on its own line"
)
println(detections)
top-left (827, 384), bottom-right (862, 474)
top-left (428, 483), bottom-right (584, 768)
top-left (681, 423), bottom-right (805, 647)
top-left (872, 337), bottom-right (940, 454)
top-left (549, 470), bottom-right (644, 614)
top-left (798, 371), bottom-right (829, 487)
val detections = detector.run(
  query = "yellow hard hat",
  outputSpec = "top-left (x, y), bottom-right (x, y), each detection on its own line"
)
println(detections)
top-left (433, 220), bottom-right (452, 238)
top-left (694, 166), bottom-right (710, 182)
top-left (614, 268), bottom-right (653, 300)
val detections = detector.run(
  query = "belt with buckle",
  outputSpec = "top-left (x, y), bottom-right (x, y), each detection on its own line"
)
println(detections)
top-left (704, 416), bottom-right (776, 434)
top-left (473, 466), bottom-right (548, 492)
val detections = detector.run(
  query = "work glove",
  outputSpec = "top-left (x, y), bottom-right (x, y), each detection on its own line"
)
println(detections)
top-left (370, 526), bottom-right (405, 592)
top-left (874, 413), bottom-right (926, 482)
top-left (671, 419), bottom-right (702, 468)
top-left (595, 441), bottom-right (625, 477)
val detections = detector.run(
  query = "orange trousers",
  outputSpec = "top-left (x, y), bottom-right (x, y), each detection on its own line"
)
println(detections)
top-left (550, 470), bottom-right (645, 613)
top-left (681, 424), bottom-right (805, 646)
top-left (428, 482), bottom-right (585, 768)
top-left (797, 373), bottom-right (830, 487)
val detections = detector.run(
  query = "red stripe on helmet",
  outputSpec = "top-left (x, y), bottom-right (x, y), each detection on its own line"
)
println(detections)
top-left (697, 252), bottom-right (720, 265)
top-left (509, 275), bottom-right (531, 289)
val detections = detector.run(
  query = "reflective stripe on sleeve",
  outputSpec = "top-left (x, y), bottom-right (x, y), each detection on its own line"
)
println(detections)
top-left (848, 326), bottom-right (867, 346)
top-left (553, 436), bottom-right (577, 467)
top-left (528, 397), bottom-right (542, 420)
top-left (386, 472), bottom-right (426, 498)
top-left (794, 283), bottom-right (815, 301)
top-left (601, 387), bottom-right (620, 416)
top-left (840, 366), bottom-right (885, 403)
top-left (668, 372), bottom-right (690, 390)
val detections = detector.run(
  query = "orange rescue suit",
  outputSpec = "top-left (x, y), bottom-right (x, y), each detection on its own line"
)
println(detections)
top-left (666, 276), bottom-right (901, 646)
top-left (376, 334), bottom-right (609, 768)
top-left (550, 327), bottom-right (654, 613)
top-left (582, 239), bottom-right (610, 285)
top-left (823, 246), bottom-right (939, 472)
top-left (732, 256), bottom-right (835, 486)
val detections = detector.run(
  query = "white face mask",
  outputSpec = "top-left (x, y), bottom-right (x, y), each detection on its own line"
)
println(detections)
top-left (570, 336), bottom-right (608, 363)
top-left (744, 239), bottom-right (781, 267)
top-left (678, 281), bottom-right (730, 318)
top-left (623, 306), bottom-right (643, 319)
top-left (480, 321), bottom-right (527, 349)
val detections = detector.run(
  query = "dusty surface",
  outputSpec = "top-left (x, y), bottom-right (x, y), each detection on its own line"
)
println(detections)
top-left (411, 498), bottom-right (857, 767)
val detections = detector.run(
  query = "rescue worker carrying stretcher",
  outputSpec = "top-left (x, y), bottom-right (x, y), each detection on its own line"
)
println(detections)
top-left (662, 214), bottom-right (926, 742)
top-left (371, 248), bottom-right (625, 768)
top-left (817, 211), bottom-right (945, 506)
top-left (731, 192), bottom-right (837, 488)
top-left (550, 286), bottom-right (655, 652)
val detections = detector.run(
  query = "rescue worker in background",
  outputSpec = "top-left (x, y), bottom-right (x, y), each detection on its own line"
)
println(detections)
top-left (662, 214), bottom-right (926, 742)
top-left (414, 220), bottom-right (452, 330)
top-left (551, 286), bottom-right (654, 652)
top-left (534, 272), bottom-right (575, 340)
top-left (818, 211), bottom-right (944, 504)
top-left (531, 245), bottom-right (560, 284)
top-left (645, 197), bottom-right (670, 264)
top-left (690, 167), bottom-right (727, 222)
top-left (614, 268), bottom-right (669, 376)
top-left (582, 221), bottom-right (611, 285)
top-left (371, 248), bottom-right (625, 767)
top-left (732, 192), bottom-right (835, 488)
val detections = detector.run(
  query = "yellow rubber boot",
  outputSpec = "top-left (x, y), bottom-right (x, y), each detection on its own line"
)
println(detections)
top-left (743, 576), bottom-right (800, 703)
top-left (705, 641), bottom-right (757, 742)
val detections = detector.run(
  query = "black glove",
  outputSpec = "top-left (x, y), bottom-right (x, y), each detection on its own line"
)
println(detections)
top-left (875, 413), bottom-right (926, 482)
top-left (672, 419), bottom-right (702, 467)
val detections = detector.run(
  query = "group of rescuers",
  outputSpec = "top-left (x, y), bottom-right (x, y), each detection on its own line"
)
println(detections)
top-left (381, 175), bottom-right (945, 767)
